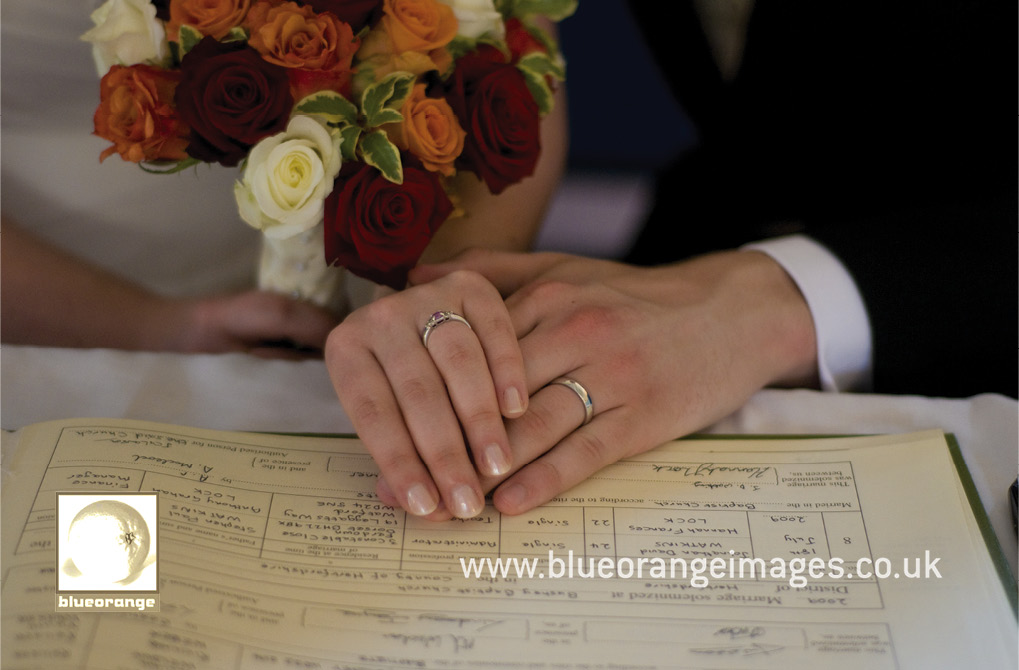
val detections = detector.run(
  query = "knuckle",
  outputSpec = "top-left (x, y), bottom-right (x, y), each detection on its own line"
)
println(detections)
top-left (518, 278), bottom-right (569, 304)
top-left (422, 445), bottom-right (467, 477)
top-left (516, 400), bottom-right (558, 438)
top-left (345, 393), bottom-right (387, 431)
top-left (363, 298), bottom-right (407, 329)
top-left (570, 431), bottom-right (611, 469)
top-left (371, 445), bottom-right (407, 474)
top-left (478, 310), bottom-right (516, 340)
top-left (324, 324), bottom-right (354, 357)
top-left (564, 304), bottom-right (620, 340)
top-left (527, 458), bottom-right (565, 497)
top-left (444, 268), bottom-right (484, 291)
top-left (459, 404), bottom-right (503, 436)
top-left (603, 346), bottom-right (644, 380)
top-left (436, 339), bottom-right (476, 369)
top-left (487, 348), bottom-right (523, 378)
top-left (394, 375), bottom-right (434, 411)
top-left (328, 300), bottom-right (406, 350)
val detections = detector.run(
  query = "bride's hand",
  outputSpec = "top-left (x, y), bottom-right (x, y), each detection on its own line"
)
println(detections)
top-left (411, 248), bottom-right (818, 516)
top-left (325, 270), bottom-right (528, 519)
top-left (0, 218), bottom-right (340, 356)
top-left (169, 290), bottom-right (340, 359)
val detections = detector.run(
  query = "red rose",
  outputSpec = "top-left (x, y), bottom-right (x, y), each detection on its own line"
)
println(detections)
top-left (445, 46), bottom-right (541, 194)
top-left (174, 36), bottom-right (293, 166)
top-left (324, 163), bottom-right (453, 289)
top-left (504, 17), bottom-right (547, 61)
top-left (299, 0), bottom-right (382, 32)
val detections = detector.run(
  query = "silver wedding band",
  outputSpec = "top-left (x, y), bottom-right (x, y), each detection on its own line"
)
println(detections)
top-left (549, 377), bottom-right (594, 426)
top-left (421, 310), bottom-right (472, 348)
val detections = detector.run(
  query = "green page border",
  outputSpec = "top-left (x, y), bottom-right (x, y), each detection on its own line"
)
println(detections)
top-left (683, 432), bottom-right (1018, 617)
top-left (944, 434), bottom-right (1018, 616)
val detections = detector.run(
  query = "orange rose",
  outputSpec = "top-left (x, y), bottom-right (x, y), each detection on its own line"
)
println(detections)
top-left (246, 2), bottom-right (358, 71)
top-left (355, 0), bottom-right (456, 82)
top-left (93, 64), bottom-right (190, 163)
top-left (356, 30), bottom-right (445, 81)
top-left (387, 83), bottom-right (465, 176)
top-left (380, 0), bottom-right (457, 53)
top-left (167, 0), bottom-right (251, 41)
top-left (245, 1), bottom-right (360, 98)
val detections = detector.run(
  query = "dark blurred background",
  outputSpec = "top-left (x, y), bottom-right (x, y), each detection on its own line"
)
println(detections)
top-left (558, 0), bottom-right (694, 172)
top-left (535, 0), bottom-right (694, 256)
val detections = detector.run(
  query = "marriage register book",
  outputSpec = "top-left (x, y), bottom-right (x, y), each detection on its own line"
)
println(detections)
top-left (1, 418), bottom-right (1015, 669)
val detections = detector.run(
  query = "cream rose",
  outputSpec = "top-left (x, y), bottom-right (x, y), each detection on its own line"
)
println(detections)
top-left (235, 115), bottom-right (343, 239)
top-left (80, 0), bottom-right (169, 76)
top-left (436, 0), bottom-right (504, 40)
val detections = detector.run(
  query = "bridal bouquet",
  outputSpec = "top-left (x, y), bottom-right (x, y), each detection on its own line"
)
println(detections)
top-left (83, 0), bottom-right (573, 306)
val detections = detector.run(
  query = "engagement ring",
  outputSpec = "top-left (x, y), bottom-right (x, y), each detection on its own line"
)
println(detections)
top-left (421, 310), bottom-right (472, 348)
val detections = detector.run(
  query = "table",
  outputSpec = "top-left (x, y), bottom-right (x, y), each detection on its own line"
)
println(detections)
top-left (3, 344), bottom-right (1016, 578)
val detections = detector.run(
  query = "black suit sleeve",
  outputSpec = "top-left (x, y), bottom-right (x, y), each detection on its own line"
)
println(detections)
top-left (622, 0), bottom-right (1017, 398)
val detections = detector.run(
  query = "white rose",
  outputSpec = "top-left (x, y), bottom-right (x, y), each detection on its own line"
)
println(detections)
top-left (80, 0), bottom-right (169, 75)
top-left (436, 0), bottom-right (505, 40)
top-left (235, 115), bottom-right (343, 240)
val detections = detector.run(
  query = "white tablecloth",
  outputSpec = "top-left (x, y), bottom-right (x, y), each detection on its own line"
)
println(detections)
top-left (3, 344), bottom-right (1016, 577)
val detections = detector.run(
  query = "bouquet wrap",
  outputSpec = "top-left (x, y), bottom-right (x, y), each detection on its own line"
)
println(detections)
top-left (258, 223), bottom-right (348, 313)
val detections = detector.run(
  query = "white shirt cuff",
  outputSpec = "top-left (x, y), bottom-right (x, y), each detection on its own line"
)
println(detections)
top-left (742, 235), bottom-right (873, 392)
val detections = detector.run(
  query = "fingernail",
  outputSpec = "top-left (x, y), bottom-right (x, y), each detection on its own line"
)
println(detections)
top-left (451, 485), bottom-right (483, 519)
top-left (405, 483), bottom-right (438, 516)
top-left (503, 387), bottom-right (525, 417)
top-left (482, 443), bottom-right (510, 476)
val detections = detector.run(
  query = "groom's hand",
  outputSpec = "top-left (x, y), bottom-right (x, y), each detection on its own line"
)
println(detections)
top-left (411, 248), bottom-right (818, 515)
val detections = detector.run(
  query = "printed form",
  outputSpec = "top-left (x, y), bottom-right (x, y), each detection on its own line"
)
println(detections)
top-left (2, 419), bottom-right (1015, 669)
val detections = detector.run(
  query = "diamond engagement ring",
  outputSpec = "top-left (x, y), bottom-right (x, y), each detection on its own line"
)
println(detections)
top-left (549, 377), bottom-right (594, 426)
top-left (421, 311), bottom-right (472, 348)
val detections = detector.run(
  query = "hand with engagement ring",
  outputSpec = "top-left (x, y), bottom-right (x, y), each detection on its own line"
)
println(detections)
top-left (409, 248), bottom-right (819, 516)
top-left (325, 270), bottom-right (528, 520)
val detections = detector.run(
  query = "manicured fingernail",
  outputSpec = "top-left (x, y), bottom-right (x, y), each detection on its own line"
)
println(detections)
top-left (482, 443), bottom-right (510, 476)
top-left (405, 483), bottom-right (438, 516)
top-left (451, 485), bottom-right (483, 519)
top-left (503, 387), bottom-right (525, 417)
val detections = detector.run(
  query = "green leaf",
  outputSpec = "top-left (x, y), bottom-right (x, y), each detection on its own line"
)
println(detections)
top-left (177, 25), bottom-right (203, 57)
top-left (338, 125), bottom-right (362, 161)
top-left (519, 67), bottom-right (554, 116)
top-left (295, 91), bottom-right (359, 126)
top-left (169, 40), bottom-right (182, 66)
top-left (507, 0), bottom-right (578, 21)
top-left (368, 108), bottom-right (404, 127)
top-left (517, 52), bottom-right (565, 116)
top-left (361, 71), bottom-right (415, 128)
top-left (223, 26), bottom-right (249, 43)
top-left (139, 157), bottom-right (202, 175)
top-left (359, 130), bottom-right (403, 183)
top-left (518, 51), bottom-right (566, 82)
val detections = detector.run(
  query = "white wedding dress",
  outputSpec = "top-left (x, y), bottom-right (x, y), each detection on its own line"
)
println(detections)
top-left (1, 1), bottom-right (262, 297)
